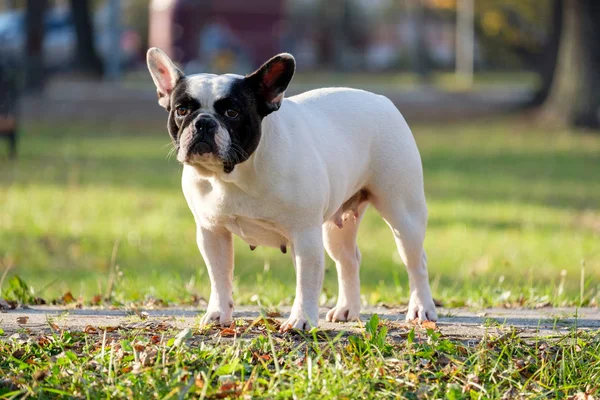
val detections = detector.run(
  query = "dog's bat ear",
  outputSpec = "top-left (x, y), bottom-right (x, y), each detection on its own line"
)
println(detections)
top-left (246, 53), bottom-right (295, 116)
top-left (147, 47), bottom-right (184, 109)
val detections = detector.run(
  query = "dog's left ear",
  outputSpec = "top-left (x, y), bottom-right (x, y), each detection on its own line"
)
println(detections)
top-left (147, 47), bottom-right (184, 109)
top-left (246, 53), bottom-right (295, 116)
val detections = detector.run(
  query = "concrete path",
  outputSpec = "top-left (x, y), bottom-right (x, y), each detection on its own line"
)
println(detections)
top-left (22, 78), bottom-right (531, 124)
top-left (1, 306), bottom-right (598, 343)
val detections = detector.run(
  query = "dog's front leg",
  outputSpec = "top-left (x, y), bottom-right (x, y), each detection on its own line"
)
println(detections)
top-left (280, 227), bottom-right (324, 332)
top-left (196, 226), bottom-right (234, 327)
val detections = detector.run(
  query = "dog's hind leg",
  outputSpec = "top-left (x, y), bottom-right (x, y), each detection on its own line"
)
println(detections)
top-left (370, 192), bottom-right (437, 322)
top-left (323, 202), bottom-right (368, 322)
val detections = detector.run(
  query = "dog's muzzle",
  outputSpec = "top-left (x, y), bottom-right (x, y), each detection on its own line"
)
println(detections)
top-left (189, 114), bottom-right (218, 155)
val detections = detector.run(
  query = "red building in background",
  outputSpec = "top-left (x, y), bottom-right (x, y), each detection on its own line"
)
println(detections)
top-left (149, 0), bottom-right (285, 70)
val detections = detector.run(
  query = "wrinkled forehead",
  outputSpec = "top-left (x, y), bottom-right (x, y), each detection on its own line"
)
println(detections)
top-left (182, 73), bottom-right (244, 108)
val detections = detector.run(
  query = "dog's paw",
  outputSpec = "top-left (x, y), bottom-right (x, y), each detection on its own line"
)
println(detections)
top-left (279, 310), bottom-right (318, 332)
top-left (406, 291), bottom-right (438, 322)
top-left (325, 304), bottom-right (360, 322)
top-left (199, 308), bottom-right (233, 327)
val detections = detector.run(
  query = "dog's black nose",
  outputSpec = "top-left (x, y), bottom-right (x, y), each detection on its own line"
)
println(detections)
top-left (195, 115), bottom-right (218, 136)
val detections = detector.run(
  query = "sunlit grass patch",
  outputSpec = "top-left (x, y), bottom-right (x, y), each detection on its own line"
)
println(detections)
top-left (0, 118), bottom-right (599, 307)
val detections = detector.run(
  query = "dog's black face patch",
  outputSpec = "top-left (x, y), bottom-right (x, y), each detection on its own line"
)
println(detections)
top-left (164, 75), bottom-right (263, 172)
top-left (212, 79), bottom-right (263, 170)
top-left (162, 55), bottom-right (295, 173)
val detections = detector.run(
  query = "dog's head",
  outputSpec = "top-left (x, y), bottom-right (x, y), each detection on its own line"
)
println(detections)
top-left (147, 48), bottom-right (295, 174)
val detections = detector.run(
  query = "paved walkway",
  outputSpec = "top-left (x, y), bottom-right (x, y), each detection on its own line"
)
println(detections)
top-left (2, 306), bottom-right (598, 342)
top-left (22, 78), bottom-right (531, 124)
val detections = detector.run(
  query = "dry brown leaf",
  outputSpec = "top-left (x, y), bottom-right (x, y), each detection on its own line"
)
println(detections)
top-left (150, 335), bottom-right (161, 344)
top-left (216, 382), bottom-right (241, 399)
top-left (194, 373), bottom-right (204, 388)
top-left (62, 292), bottom-right (75, 304)
top-left (253, 352), bottom-right (271, 362)
top-left (16, 316), bottom-right (29, 324)
top-left (220, 328), bottom-right (236, 337)
top-left (84, 325), bottom-right (98, 334)
top-left (91, 295), bottom-right (103, 305)
top-left (421, 320), bottom-right (437, 330)
top-left (37, 336), bottom-right (52, 347)
top-left (33, 370), bottom-right (47, 381)
top-left (11, 349), bottom-right (25, 359)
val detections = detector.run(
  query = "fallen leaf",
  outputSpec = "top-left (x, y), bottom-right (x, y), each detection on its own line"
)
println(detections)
top-left (84, 325), bottom-right (98, 334)
top-left (253, 352), bottom-right (271, 361)
top-left (91, 295), bottom-right (103, 305)
top-left (150, 335), bottom-right (161, 344)
top-left (11, 349), bottom-right (25, 359)
top-left (220, 328), bottom-right (236, 337)
top-left (37, 336), bottom-right (52, 347)
top-left (62, 292), bottom-right (75, 304)
top-left (16, 316), bottom-right (29, 324)
top-left (195, 373), bottom-right (204, 388)
top-left (133, 343), bottom-right (145, 352)
top-left (421, 320), bottom-right (437, 330)
top-left (32, 370), bottom-right (47, 381)
top-left (216, 382), bottom-right (241, 399)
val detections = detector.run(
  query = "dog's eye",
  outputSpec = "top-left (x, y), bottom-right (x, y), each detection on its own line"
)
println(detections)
top-left (176, 106), bottom-right (189, 117)
top-left (224, 109), bottom-right (239, 119)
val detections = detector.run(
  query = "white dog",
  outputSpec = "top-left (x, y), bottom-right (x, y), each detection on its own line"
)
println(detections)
top-left (147, 48), bottom-right (438, 331)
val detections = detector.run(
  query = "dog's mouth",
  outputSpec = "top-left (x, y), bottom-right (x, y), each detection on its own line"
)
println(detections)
top-left (176, 138), bottom-right (223, 167)
top-left (189, 140), bottom-right (213, 156)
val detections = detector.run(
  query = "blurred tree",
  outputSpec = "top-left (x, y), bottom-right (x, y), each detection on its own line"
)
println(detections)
top-left (125, 0), bottom-right (149, 56)
top-left (70, 0), bottom-right (104, 78)
top-left (25, 0), bottom-right (47, 92)
top-left (529, 0), bottom-right (561, 107)
top-left (414, 0), bottom-right (432, 80)
top-left (538, 0), bottom-right (600, 128)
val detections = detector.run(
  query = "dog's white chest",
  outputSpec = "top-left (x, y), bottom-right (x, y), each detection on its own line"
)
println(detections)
top-left (182, 166), bottom-right (289, 249)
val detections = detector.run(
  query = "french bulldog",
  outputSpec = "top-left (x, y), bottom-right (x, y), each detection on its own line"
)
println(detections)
top-left (146, 47), bottom-right (438, 331)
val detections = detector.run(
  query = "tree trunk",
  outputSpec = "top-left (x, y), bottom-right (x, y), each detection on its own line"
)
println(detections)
top-left (413, 0), bottom-right (431, 81)
top-left (538, 0), bottom-right (600, 128)
top-left (25, 0), bottom-right (47, 93)
top-left (529, 0), bottom-right (562, 107)
top-left (70, 0), bottom-right (104, 78)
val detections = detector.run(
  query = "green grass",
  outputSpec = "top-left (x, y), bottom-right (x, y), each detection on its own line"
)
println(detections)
top-left (1, 314), bottom-right (598, 399)
top-left (0, 118), bottom-right (599, 308)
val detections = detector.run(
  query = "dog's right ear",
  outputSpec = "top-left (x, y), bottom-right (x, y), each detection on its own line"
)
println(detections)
top-left (147, 47), bottom-right (184, 109)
